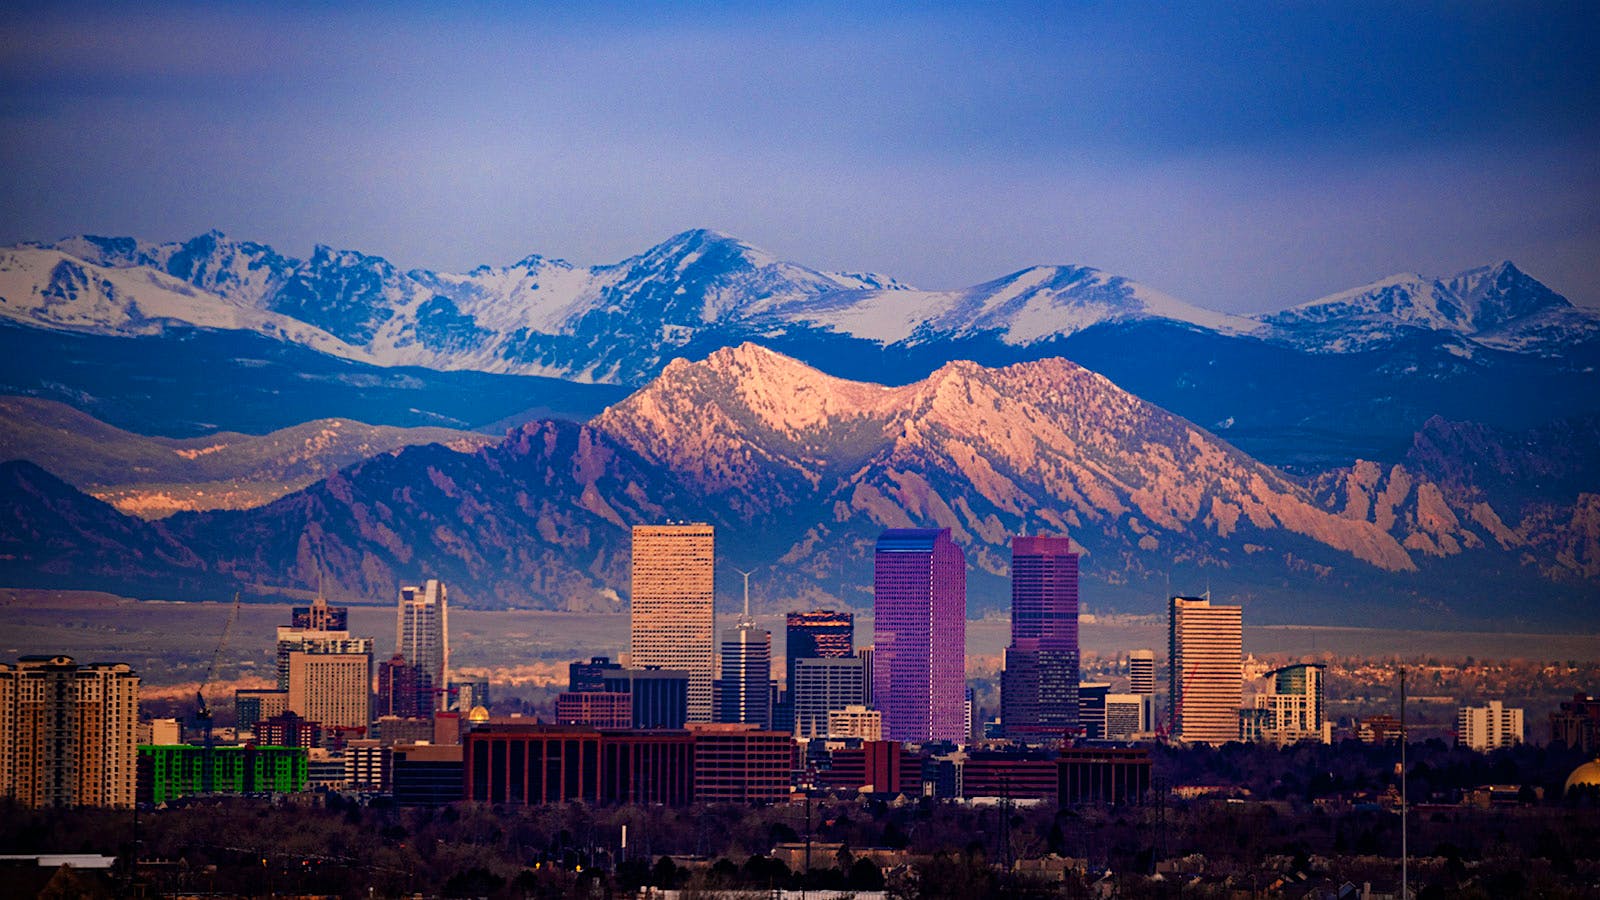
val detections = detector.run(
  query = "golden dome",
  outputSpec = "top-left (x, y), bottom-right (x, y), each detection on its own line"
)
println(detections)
top-left (1565, 758), bottom-right (1600, 793)
top-left (467, 705), bottom-right (490, 723)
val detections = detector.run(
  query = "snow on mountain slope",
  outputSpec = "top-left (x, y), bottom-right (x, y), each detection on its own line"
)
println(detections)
top-left (0, 247), bottom-right (374, 361)
top-left (17, 230), bottom-right (1592, 383)
top-left (773, 264), bottom-right (1262, 345)
top-left (1260, 261), bottom-right (1598, 353)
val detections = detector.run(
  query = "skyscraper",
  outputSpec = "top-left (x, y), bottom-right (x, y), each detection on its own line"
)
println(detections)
top-left (1001, 535), bottom-right (1080, 740)
top-left (792, 657), bottom-right (866, 738)
top-left (397, 580), bottom-right (449, 711)
top-left (1168, 596), bottom-right (1243, 746)
top-left (0, 656), bottom-right (140, 808)
top-left (785, 610), bottom-right (854, 697)
top-left (287, 650), bottom-right (371, 734)
top-left (631, 523), bottom-right (716, 722)
top-left (873, 528), bottom-right (966, 743)
top-left (1128, 649), bottom-right (1155, 695)
top-left (780, 609), bottom-right (854, 732)
top-left (1244, 662), bottom-right (1329, 745)
top-left (716, 620), bottom-right (772, 729)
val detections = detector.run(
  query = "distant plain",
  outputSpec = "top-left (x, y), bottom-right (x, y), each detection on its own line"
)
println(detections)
top-left (3, 590), bottom-right (1594, 693)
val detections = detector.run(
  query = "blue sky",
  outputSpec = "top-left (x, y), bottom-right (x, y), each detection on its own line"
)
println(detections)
top-left (1, 2), bottom-right (1596, 311)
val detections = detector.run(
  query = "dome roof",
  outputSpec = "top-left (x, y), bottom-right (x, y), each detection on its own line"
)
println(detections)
top-left (1565, 758), bottom-right (1600, 793)
top-left (467, 705), bottom-right (490, 723)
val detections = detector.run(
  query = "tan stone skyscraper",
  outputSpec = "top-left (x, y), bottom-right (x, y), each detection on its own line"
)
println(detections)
top-left (0, 656), bottom-right (140, 808)
top-left (1168, 596), bottom-right (1243, 746)
top-left (630, 523), bottom-right (715, 721)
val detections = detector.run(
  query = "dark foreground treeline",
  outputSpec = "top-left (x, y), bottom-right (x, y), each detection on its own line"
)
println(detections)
top-left (3, 740), bottom-right (1598, 899)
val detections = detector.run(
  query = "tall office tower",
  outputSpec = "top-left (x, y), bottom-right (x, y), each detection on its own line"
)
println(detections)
top-left (785, 610), bottom-right (855, 698)
top-left (376, 653), bottom-right (422, 719)
top-left (873, 528), bottom-right (967, 743)
top-left (1001, 535), bottom-right (1081, 739)
top-left (0, 656), bottom-right (140, 808)
top-left (1246, 663), bottom-right (1330, 745)
top-left (397, 580), bottom-right (449, 712)
top-left (275, 626), bottom-right (372, 690)
top-left (287, 651), bottom-right (371, 735)
top-left (717, 620), bottom-right (773, 728)
top-left (1457, 700), bottom-right (1525, 751)
top-left (779, 610), bottom-right (854, 733)
top-left (792, 657), bottom-right (866, 738)
top-left (1128, 650), bottom-right (1155, 695)
top-left (1168, 596), bottom-right (1243, 746)
top-left (291, 594), bottom-right (348, 631)
top-left (630, 523), bottom-right (716, 722)
top-left (1077, 682), bottom-right (1111, 739)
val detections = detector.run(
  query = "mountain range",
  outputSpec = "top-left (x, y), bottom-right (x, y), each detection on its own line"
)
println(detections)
top-left (4, 229), bottom-right (1597, 473)
top-left (0, 396), bottom-right (492, 517)
top-left (8, 230), bottom-right (1597, 383)
top-left (1, 345), bottom-right (1593, 628)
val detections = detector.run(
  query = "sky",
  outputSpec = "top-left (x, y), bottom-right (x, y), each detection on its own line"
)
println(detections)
top-left (1, 2), bottom-right (1597, 313)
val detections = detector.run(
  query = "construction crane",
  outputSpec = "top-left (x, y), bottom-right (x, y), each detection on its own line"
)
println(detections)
top-left (194, 592), bottom-right (242, 793)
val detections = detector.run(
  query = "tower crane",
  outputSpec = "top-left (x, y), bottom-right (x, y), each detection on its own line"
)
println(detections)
top-left (194, 592), bottom-right (242, 793)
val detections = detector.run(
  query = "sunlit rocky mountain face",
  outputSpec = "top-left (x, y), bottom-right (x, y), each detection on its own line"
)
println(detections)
top-left (0, 231), bottom-right (1596, 627)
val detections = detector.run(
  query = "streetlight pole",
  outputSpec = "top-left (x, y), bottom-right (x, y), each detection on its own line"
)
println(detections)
top-left (1400, 664), bottom-right (1408, 900)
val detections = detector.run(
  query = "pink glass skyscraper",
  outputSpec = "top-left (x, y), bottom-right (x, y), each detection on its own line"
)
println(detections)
top-left (872, 528), bottom-right (967, 743)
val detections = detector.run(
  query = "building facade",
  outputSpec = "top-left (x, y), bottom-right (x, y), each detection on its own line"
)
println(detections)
top-left (716, 619), bottom-right (772, 729)
top-left (556, 691), bottom-right (633, 729)
top-left (827, 704), bottom-right (883, 741)
top-left (287, 651), bottom-right (371, 735)
top-left (630, 524), bottom-right (716, 722)
top-left (792, 657), bottom-right (866, 738)
top-left (1168, 596), bottom-right (1243, 746)
top-left (1245, 663), bottom-right (1330, 745)
top-left (873, 528), bottom-right (967, 743)
top-left (397, 580), bottom-right (449, 712)
top-left (0, 656), bottom-right (140, 808)
top-left (1103, 693), bottom-right (1149, 740)
top-left (1002, 535), bottom-right (1081, 741)
top-left (602, 668), bottom-right (690, 729)
top-left (1458, 700), bottom-right (1524, 751)
top-left (137, 744), bottom-right (307, 803)
top-left (1128, 649), bottom-right (1155, 695)
top-left (1058, 747), bottom-right (1152, 806)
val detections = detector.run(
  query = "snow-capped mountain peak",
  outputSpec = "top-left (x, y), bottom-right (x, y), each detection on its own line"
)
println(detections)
top-left (1259, 261), bottom-right (1596, 353)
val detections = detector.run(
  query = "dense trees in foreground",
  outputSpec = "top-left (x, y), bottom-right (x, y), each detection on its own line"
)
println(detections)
top-left (3, 740), bottom-right (1598, 898)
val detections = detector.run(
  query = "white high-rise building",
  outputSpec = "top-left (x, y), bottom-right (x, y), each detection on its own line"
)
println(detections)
top-left (1457, 700), bottom-right (1524, 751)
top-left (631, 524), bottom-right (716, 722)
top-left (397, 580), bottom-right (449, 710)
top-left (1168, 596), bottom-right (1243, 746)
top-left (1128, 649), bottom-right (1155, 695)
